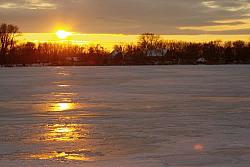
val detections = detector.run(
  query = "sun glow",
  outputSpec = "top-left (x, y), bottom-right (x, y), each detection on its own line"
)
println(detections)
top-left (19, 33), bottom-right (250, 51)
top-left (56, 30), bottom-right (71, 39)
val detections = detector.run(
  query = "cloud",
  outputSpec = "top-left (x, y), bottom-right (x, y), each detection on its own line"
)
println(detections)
top-left (181, 0), bottom-right (250, 33)
top-left (0, 0), bottom-right (57, 10)
top-left (202, 0), bottom-right (250, 11)
top-left (0, 0), bottom-right (250, 34)
top-left (202, 1), bottom-right (220, 9)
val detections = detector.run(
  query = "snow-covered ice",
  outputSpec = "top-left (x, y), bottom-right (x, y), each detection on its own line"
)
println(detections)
top-left (0, 65), bottom-right (250, 167)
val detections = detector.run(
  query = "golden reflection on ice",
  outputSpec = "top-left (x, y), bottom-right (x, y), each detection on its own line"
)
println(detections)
top-left (32, 90), bottom-right (80, 112)
top-left (50, 102), bottom-right (76, 112)
top-left (57, 72), bottom-right (70, 76)
top-left (42, 124), bottom-right (87, 142)
top-left (57, 84), bottom-right (70, 87)
top-left (32, 124), bottom-right (96, 161)
top-left (54, 126), bottom-right (73, 133)
top-left (52, 92), bottom-right (77, 97)
top-left (29, 75), bottom-right (100, 162)
top-left (31, 150), bottom-right (91, 161)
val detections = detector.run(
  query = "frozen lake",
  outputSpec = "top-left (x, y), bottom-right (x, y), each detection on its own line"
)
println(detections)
top-left (0, 65), bottom-right (250, 167)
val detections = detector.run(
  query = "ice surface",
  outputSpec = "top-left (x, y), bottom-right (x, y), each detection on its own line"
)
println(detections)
top-left (0, 65), bottom-right (250, 167)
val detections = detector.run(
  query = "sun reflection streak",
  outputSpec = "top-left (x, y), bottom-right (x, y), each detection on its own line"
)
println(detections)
top-left (57, 72), bottom-right (70, 76)
top-left (29, 76), bottom-right (102, 162)
top-left (49, 102), bottom-right (76, 112)
top-left (41, 124), bottom-right (88, 142)
top-left (57, 84), bottom-right (70, 87)
top-left (30, 124), bottom-right (97, 161)
top-left (31, 151), bottom-right (91, 161)
top-left (49, 124), bottom-right (78, 141)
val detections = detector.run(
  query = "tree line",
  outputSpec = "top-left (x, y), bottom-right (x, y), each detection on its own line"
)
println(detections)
top-left (1, 23), bottom-right (250, 66)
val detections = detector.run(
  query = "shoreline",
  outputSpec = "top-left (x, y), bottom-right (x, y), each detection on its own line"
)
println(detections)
top-left (1, 63), bottom-right (250, 68)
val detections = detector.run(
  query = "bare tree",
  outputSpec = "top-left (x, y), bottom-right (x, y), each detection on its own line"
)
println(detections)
top-left (138, 33), bottom-right (160, 46)
top-left (0, 23), bottom-right (20, 64)
top-left (138, 33), bottom-right (161, 56)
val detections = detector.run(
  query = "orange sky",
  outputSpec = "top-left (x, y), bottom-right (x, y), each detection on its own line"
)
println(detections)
top-left (18, 33), bottom-right (250, 51)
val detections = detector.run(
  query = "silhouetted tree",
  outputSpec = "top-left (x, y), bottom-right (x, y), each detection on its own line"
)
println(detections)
top-left (0, 23), bottom-right (20, 64)
top-left (1, 27), bottom-right (250, 66)
top-left (138, 33), bottom-right (161, 56)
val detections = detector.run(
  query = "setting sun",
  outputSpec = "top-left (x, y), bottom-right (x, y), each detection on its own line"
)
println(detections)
top-left (56, 30), bottom-right (71, 39)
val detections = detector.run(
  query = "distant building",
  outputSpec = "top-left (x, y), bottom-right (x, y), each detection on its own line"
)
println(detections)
top-left (196, 57), bottom-right (207, 64)
top-left (66, 57), bottom-right (80, 62)
top-left (110, 48), bottom-right (169, 57)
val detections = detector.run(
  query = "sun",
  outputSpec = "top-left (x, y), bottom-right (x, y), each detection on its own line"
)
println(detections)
top-left (56, 30), bottom-right (71, 39)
